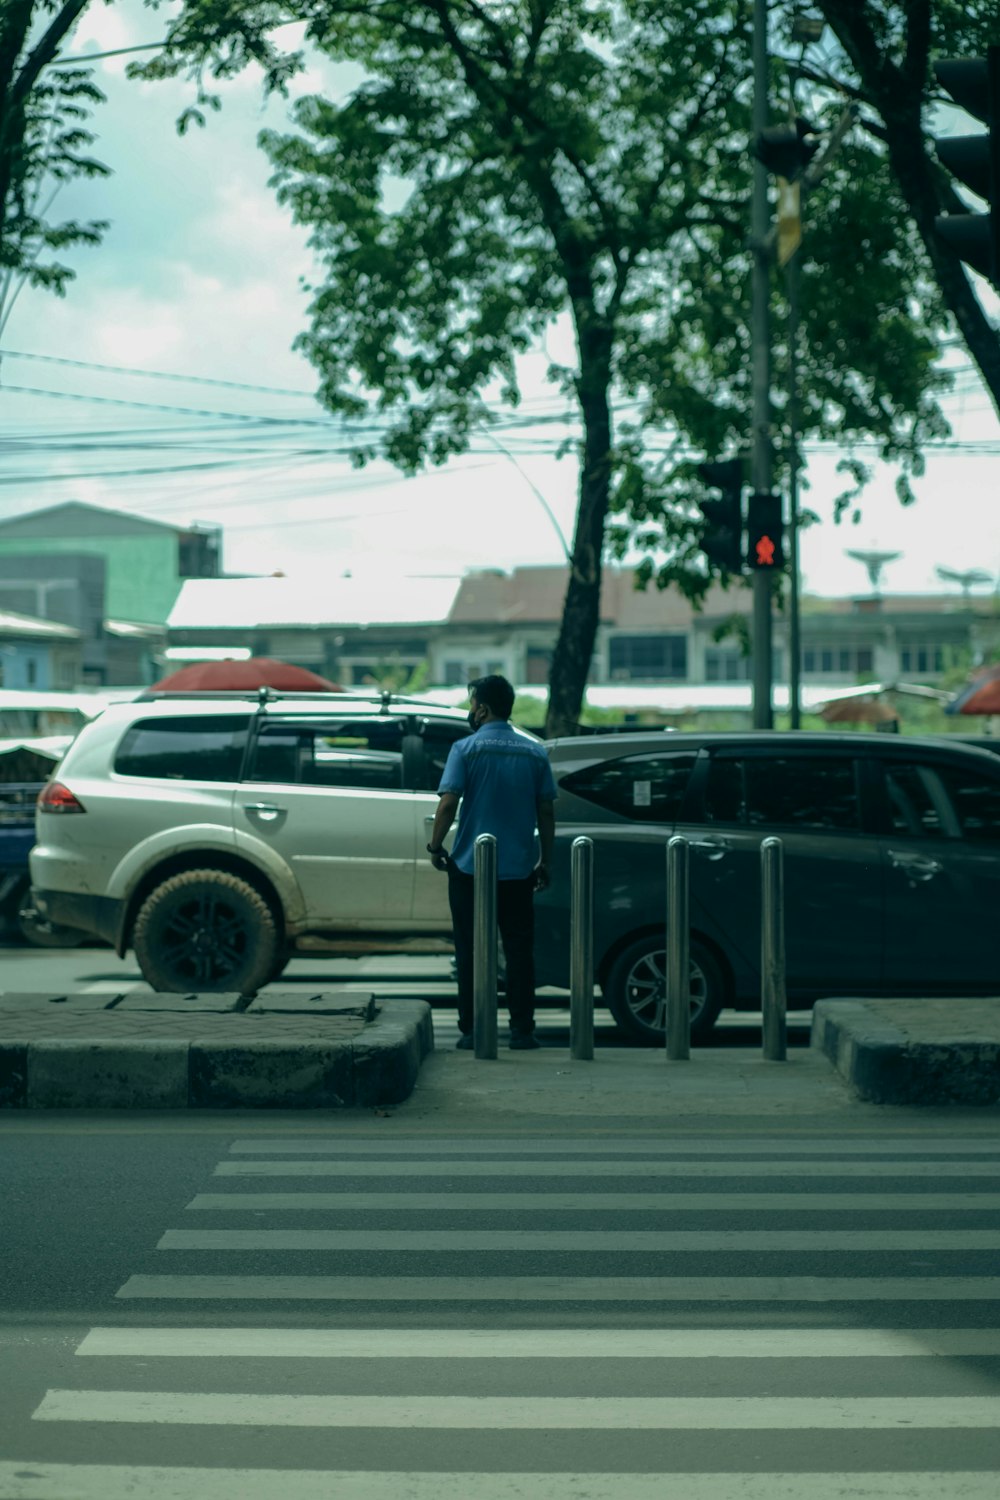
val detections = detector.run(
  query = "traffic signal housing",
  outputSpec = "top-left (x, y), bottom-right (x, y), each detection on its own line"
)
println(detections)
top-left (752, 116), bottom-right (820, 182)
top-left (933, 48), bottom-right (1000, 286)
top-left (695, 458), bottom-right (744, 574)
top-left (747, 492), bottom-right (784, 571)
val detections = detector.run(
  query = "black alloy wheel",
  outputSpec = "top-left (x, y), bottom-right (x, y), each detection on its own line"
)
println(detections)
top-left (133, 868), bottom-right (279, 993)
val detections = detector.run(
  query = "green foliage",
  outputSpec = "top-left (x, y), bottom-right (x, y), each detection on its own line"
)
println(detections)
top-left (0, 1), bottom-right (110, 304)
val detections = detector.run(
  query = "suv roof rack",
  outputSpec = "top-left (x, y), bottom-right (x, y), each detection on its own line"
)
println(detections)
top-left (133, 687), bottom-right (464, 713)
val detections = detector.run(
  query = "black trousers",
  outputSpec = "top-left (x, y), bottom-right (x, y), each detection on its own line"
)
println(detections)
top-left (448, 867), bottom-right (537, 1036)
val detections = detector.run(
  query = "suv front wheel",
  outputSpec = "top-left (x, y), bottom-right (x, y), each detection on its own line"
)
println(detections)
top-left (133, 869), bottom-right (280, 993)
top-left (605, 935), bottom-right (725, 1045)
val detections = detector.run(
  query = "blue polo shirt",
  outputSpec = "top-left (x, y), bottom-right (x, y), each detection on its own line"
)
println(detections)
top-left (438, 721), bottom-right (557, 879)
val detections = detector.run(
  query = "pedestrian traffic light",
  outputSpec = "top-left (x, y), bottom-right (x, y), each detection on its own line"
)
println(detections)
top-left (932, 48), bottom-right (1000, 287)
top-left (747, 492), bottom-right (784, 571)
top-left (752, 116), bottom-right (821, 182)
top-left (695, 458), bottom-right (744, 574)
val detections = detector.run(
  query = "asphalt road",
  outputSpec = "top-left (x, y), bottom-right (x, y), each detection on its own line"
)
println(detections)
top-left (0, 943), bottom-right (814, 1051)
top-left (2, 1115), bottom-right (1000, 1496)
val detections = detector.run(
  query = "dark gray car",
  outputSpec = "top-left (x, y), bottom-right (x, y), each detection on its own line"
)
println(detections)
top-left (534, 731), bottom-right (1000, 1043)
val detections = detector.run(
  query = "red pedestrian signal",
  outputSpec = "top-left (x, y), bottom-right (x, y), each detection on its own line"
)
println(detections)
top-left (747, 493), bottom-right (784, 570)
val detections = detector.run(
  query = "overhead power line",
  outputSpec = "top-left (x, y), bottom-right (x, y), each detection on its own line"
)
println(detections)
top-left (0, 349), bottom-right (318, 399)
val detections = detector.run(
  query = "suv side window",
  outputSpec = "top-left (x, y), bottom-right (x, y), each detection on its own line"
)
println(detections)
top-left (937, 763), bottom-right (1000, 844)
top-left (248, 719), bottom-right (404, 792)
top-left (114, 717), bottom-right (249, 782)
top-left (561, 752), bottom-right (697, 823)
top-left (706, 754), bottom-right (860, 831)
top-left (884, 763), bottom-right (953, 839)
top-left (414, 722), bottom-right (472, 792)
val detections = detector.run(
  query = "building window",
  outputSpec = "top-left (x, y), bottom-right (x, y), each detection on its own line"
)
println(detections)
top-left (705, 649), bottom-right (751, 682)
top-left (443, 661), bottom-right (466, 687)
top-left (525, 646), bottom-right (551, 685)
top-left (802, 643), bottom-right (876, 676)
top-left (26, 659), bottom-right (37, 686)
top-left (900, 644), bottom-right (945, 674)
top-left (609, 635), bottom-right (687, 681)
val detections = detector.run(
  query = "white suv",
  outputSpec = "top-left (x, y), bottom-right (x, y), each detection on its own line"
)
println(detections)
top-left (29, 692), bottom-right (472, 992)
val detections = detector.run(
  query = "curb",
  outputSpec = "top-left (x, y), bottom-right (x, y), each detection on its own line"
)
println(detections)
top-left (0, 998), bottom-right (433, 1110)
top-left (811, 999), bottom-right (1000, 1106)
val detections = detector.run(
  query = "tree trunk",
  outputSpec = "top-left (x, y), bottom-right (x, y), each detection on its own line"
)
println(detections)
top-left (544, 321), bottom-right (613, 739)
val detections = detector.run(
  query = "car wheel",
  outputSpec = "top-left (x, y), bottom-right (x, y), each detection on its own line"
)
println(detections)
top-left (605, 935), bottom-right (725, 1045)
top-left (133, 869), bottom-right (280, 993)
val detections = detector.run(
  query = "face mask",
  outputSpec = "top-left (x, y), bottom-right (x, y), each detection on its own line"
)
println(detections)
top-left (467, 709), bottom-right (480, 729)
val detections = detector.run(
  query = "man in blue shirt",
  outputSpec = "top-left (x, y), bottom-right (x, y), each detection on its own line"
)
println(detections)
top-left (428, 675), bottom-right (557, 1049)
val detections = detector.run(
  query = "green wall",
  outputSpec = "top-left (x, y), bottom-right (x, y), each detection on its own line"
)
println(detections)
top-left (0, 535), bottom-right (180, 624)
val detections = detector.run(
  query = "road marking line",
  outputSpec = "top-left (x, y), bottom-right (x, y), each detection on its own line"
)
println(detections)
top-left (74, 1326), bottom-right (1000, 1359)
top-left (186, 1190), bottom-right (1000, 1211)
top-left (213, 1159), bottom-right (1000, 1178)
top-left (1, 1466), bottom-right (996, 1500)
top-left (32, 1390), bottom-right (1000, 1429)
top-left (228, 1138), bottom-right (1000, 1155)
top-left (115, 1274), bottom-right (1000, 1301)
top-left (156, 1227), bottom-right (1000, 1252)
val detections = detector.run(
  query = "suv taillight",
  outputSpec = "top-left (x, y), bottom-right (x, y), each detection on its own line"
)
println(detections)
top-left (38, 781), bottom-right (86, 814)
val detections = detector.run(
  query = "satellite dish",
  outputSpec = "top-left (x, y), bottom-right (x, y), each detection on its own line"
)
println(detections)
top-left (847, 549), bottom-right (902, 593)
top-left (935, 566), bottom-right (993, 598)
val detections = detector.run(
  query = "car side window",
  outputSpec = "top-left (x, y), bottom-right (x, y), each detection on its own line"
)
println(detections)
top-left (706, 755), bottom-right (860, 831)
top-left (114, 717), bottom-right (250, 781)
top-left (937, 764), bottom-right (1000, 845)
top-left (247, 720), bottom-right (404, 792)
top-left (560, 752), bottom-right (697, 823)
top-left (884, 764), bottom-right (952, 839)
top-left (415, 723), bottom-right (472, 792)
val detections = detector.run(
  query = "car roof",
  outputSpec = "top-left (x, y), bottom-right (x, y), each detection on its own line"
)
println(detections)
top-left (545, 729), bottom-right (1000, 768)
top-left (96, 691), bottom-right (470, 727)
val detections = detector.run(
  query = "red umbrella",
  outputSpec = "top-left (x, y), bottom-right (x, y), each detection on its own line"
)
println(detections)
top-left (819, 693), bottom-right (899, 725)
top-left (945, 665), bottom-right (1000, 717)
top-left (151, 657), bottom-right (342, 693)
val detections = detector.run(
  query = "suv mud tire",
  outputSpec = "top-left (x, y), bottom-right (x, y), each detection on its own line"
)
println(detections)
top-left (133, 869), bottom-right (280, 994)
top-left (606, 935), bottom-right (725, 1046)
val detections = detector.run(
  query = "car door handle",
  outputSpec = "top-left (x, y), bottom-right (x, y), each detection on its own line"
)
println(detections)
top-left (244, 802), bottom-right (284, 823)
top-left (690, 837), bottom-right (731, 860)
top-left (887, 849), bottom-right (943, 881)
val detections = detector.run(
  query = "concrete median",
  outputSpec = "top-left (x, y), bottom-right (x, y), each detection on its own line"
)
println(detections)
top-left (0, 992), bottom-right (432, 1110)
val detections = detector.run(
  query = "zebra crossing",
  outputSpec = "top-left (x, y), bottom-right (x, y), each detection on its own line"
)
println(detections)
top-left (5, 1132), bottom-right (1000, 1497)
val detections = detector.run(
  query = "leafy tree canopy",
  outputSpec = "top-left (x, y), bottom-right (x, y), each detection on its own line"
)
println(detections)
top-left (0, 0), bottom-right (110, 314)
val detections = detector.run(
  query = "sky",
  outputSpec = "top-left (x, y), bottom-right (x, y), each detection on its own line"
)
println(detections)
top-left (1, 1), bottom-right (998, 602)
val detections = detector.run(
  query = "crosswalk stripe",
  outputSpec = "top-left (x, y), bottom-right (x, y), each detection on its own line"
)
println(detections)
top-left (74, 1326), bottom-right (1000, 1359)
top-left (156, 1227), bottom-right (1000, 1251)
top-left (186, 1190), bottom-right (1000, 1211)
top-left (227, 1138), bottom-right (1000, 1155)
top-left (115, 1274), bottom-right (1000, 1301)
top-left (213, 1158), bottom-right (1000, 1178)
top-left (32, 1390), bottom-right (1000, 1428)
top-left (2, 1466), bottom-right (996, 1500)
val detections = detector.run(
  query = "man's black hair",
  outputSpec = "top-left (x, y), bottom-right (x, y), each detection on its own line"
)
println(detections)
top-left (468, 674), bottom-right (515, 720)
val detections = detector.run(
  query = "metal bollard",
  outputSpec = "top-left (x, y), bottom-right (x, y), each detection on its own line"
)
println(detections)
top-left (665, 835), bottom-right (690, 1061)
top-left (761, 835), bottom-right (787, 1061)
top-left (570, 836), bottom-right (594, 1061)
top-left (473, 833), bottom-right (498, 1059)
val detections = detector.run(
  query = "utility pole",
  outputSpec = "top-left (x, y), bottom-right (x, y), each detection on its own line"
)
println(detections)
top-left (751, 0), bottom-right (773, 729)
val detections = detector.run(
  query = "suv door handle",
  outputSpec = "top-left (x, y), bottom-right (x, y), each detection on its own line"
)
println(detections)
top-left (690, 836), bottom-right (731, 860)
top-left (244, 802), bottom-right (284, 823)
top-left (887, 849), bottom-right (943, 882)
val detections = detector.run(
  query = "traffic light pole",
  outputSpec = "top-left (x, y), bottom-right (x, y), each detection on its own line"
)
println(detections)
top-left (751, 0), bottom-right (773, 729)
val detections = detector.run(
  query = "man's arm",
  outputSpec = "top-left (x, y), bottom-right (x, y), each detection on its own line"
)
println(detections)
top-left (534, 799), bottom-right (556, 889)
top-left (428, 792), bottom-right (460, 869)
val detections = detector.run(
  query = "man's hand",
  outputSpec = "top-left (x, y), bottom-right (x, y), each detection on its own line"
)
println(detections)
top-left (533, 860), bottom-right (550, 892)
top-left (428, 845), bottom-right (451, 872)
